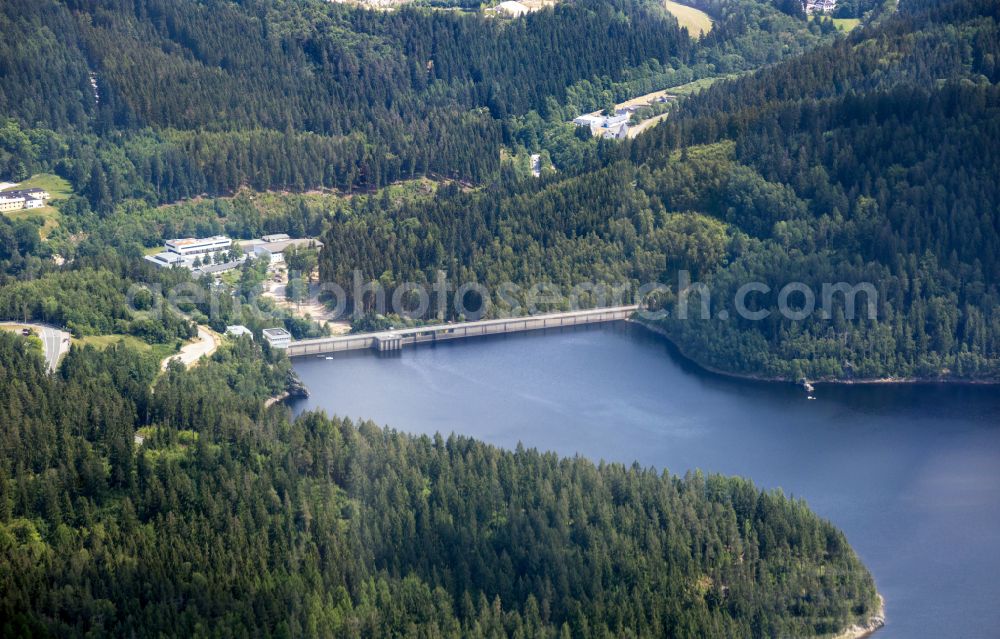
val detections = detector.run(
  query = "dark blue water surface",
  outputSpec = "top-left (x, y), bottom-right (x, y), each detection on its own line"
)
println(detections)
top-left (289, 322), bottom-right (1000, 638)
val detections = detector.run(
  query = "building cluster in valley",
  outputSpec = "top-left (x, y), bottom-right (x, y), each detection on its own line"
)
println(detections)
top-left (143, 233), bottom-right (322, 275)
top-left (572, 94), bottom-right (675, 140)
top-left (802, 0), bottom-right (836, 14)
top-left (573, 111), bottom-right (632, 140)
top-left (0, 188), bottom-right (51, 212)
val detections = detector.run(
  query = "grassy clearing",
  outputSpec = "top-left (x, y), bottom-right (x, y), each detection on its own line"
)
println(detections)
top-left (833, 18), bottom-right (861, 31)
top-left (136, 427), bottom-right (213, 463)
top-left (668, 140), bottom-right (736, 163)
top-left (6, 173), bottom-right (73, 199)
top-left (4, 207), bottom-right (61, 239)
top-left (664, 0), bottom-right (713, 37)
top-left (76, 334), bottom-right (181, 362)
top-left (668, 74), bottom-right (742, 97)
top-left (0, 324), bottom-right (35, 333)
top-left (0, 324), bottom-right (45, 354)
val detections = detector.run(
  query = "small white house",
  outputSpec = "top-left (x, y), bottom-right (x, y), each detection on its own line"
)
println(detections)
top-left (262, 327), bottom-right (291, 349)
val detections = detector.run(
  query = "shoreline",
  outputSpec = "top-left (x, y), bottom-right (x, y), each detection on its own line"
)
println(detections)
top-left (629, 318), bottom-right (1000, 386)
top-left (832, 594), bottom-right (886, 639)
top-left (264, 391), bottom-right (290, 408)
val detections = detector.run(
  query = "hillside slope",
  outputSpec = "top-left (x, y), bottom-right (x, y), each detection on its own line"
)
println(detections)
top-left (317, 0), bottom-right (1000, 381)
top-left (0, 334), bottom-right (879, 637)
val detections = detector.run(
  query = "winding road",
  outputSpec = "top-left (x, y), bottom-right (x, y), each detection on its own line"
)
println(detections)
top-left (160, 325), bottom-right (220, 371)
top-left (0, 322), bottom-right (71, 372)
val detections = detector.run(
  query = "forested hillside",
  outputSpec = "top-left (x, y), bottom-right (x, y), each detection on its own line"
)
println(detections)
top-left (318, 0), bottom-right (1000, 381)
top-left (0, 0), bottom-right (827, 212)
top-left (0, 1), bottom-right (912, 635)
top-left (636, 0), bottom-right (1000, 379)
top-left (0, 333), bottom-right (878, 638)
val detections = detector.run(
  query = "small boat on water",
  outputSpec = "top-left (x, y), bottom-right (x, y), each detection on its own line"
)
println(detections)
top-left (807, 395), bottom-right (816, 400)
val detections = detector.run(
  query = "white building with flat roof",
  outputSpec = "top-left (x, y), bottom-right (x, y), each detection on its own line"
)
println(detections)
top-left (263, 327), bottom-right (291, 349)
top-left (144, 235), bottom-right (240, 270)
top-left (165, 235), bottom-right (232, 257)
top-left (146, 251), bottom-right (185, 267)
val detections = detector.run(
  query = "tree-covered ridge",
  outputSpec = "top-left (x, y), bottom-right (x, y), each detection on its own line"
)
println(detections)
top-left (632, 0), bottom-right (1000, 379)
top-left (0, 334), bottom-right (878, 638)
top-left (0, 0), bottom-right (831, 209)
top-left (317, 0), bottom-right (1000, 380)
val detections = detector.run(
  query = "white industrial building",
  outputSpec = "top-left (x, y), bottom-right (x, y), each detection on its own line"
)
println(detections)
top-left (165, 235), bottom-right (232, 257)
top-left (145, 235), bottom-right (240, 271)
top-left (146, 252), bottom-right (185, 267)
top-left (263, 327), bottom-right (291, 349)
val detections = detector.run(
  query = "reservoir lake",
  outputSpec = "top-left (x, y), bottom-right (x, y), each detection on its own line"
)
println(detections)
top-left (289, 322), bottom-right (1000, 638)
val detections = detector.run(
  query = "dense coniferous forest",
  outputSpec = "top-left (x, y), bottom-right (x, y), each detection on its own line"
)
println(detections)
top-left (0, 0), bottom-right (825, 211)
top-left (317, 0), bottom-right (1000, 380)
top-left (0, 333), bottom-right (878, 637)
top-left (4, 0), bottom-right (996, 634)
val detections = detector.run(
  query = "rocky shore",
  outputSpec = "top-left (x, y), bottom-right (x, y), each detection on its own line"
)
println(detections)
top-left (832, 595), bottom-right (885, 639)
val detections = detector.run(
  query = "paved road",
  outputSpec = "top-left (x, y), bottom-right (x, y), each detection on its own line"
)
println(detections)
top-left (161, 325), bottom-right (220, 370)
top-left (0, 321), bottom-right (71, 372)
